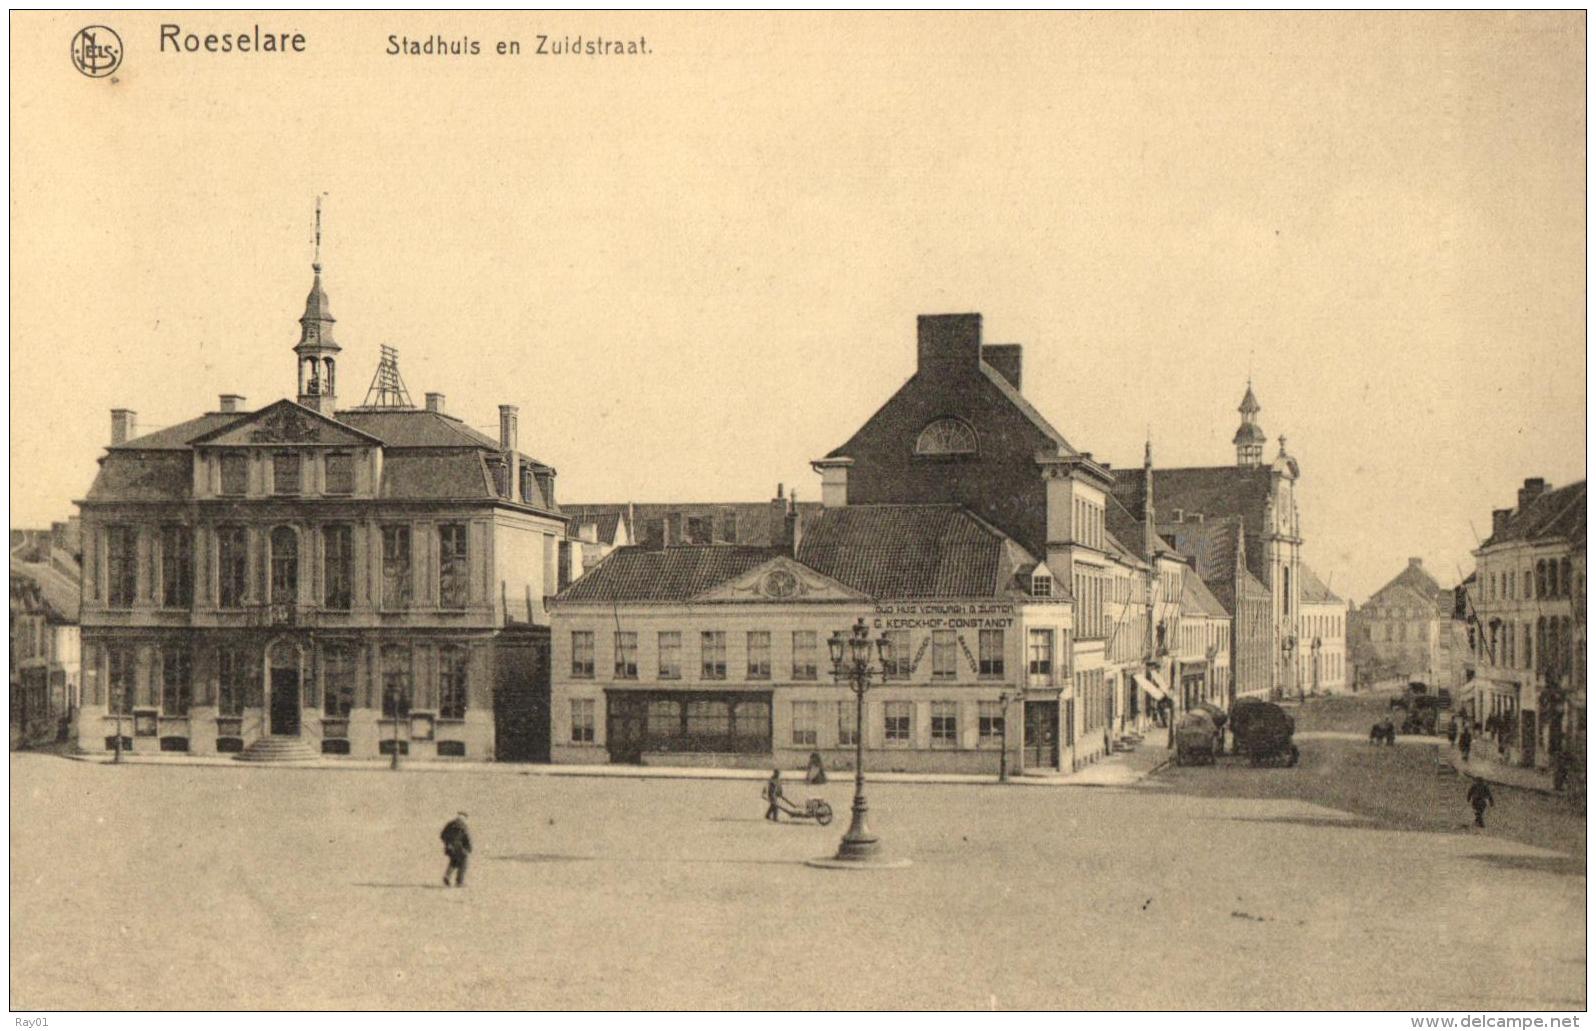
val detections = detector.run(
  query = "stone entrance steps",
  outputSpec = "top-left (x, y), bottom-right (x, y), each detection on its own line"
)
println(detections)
top-left (235, 736), bottom-right (319, 763)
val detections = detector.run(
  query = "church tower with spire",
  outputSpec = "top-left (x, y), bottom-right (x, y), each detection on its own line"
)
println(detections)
top-left (294, 198), bottom-right (340, 415)
top-left (1233, 380), bottom-right (1266, 467)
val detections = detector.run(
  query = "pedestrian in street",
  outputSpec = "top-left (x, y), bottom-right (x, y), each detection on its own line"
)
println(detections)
top-left (1466, 777), bottom-right (1494, 829)
top-left (763, 769), bottom-right (785, 822)
top-left (1447, 716), bottom-right (1459, 746)
top-left (1459, 725), bottom-right (1472, 763)
top-left (440, 811), bottom-right (472, 888)
top-left (805, 752), bottom-right (827, 786)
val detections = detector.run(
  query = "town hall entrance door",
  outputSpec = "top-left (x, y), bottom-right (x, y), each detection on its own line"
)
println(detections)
top-left (270, 668), bottom-right (301, 736)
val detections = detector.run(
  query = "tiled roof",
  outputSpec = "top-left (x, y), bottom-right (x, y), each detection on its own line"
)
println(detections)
top-left (1105, 491), bottom-right (1174, 564)
top-left (797, 504), bottom-right (1031, 599)
top-left (84, 453), bottom-right (193, 501)
top-left (378, 453), bottom-right (496, 502)
top-left (11, 559), bottom-right (80, 623)
top-left (555, 545), bottom-right (779, 603)
top-left (1182, 572), bottom-right (1230, 619)
top-left (1159, 515), bottom-right (1244, 584)
top-left (1366, 561), bottom-right (1443, 607)
top-left (336, 408), bottom-right (505, 451)
top-left (110, 413), bottom-right (238, 450)
top-left (565, 501), bottom-right (825, 547)
top-left (571, 510), bottom-right (625, 546)
top-left (1483, 481), bottom-right (1586, 548)
top-left (1298, 563), bottom-right (1342, 605)
top-left (1113, 466), bottom-right (1275, 539)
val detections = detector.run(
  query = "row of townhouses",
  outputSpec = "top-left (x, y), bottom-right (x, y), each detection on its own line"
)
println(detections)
top-left (59, 244), bottom-right (1348, 771)
top-left (1457, 477), bottom-right (1586, 774)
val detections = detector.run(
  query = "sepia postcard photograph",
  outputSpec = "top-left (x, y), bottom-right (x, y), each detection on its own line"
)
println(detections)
top-left (7, 8), bottom-right (1588, 1021)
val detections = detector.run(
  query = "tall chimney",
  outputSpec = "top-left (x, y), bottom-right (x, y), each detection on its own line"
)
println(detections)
top-left (769, 485), bottom-right (787, 546)
top-left (785, 490), bottom-right (803, 557)
top-left (218, 394), bottom-right (245, 414)
top-left (1408, 557), bottom-right (1424, 568)
top-left (498, 405), bottom-right (520, 502)
top-left (1518, 477), bottom-right (1548, 511)
top-left (665, 512), bottom-right (684, 546)
top-left (917, 313), bottom-right (983, 377)
top-left (426, 393), bottom-right (446, 414)
top-left (1491, 508), bottom-right (1512, 537)
top-left (110, 409), bottom-right (136, 445)
top-left (982, 344), bottom-right (1023, 390)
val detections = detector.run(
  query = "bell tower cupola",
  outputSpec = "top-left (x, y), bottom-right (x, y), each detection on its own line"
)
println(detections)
top-left (294, 197), bottom-right (341, 415)
top-left (1232, 379), bottom-right (1266, 467)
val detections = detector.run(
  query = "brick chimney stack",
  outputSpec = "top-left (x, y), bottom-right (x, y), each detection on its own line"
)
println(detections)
top-left (110, 409), bottom-right (136, 445)
top-left (1518, 477), bottom-right (1549, 511)
top-left (785, 490), bottom-right (803, 557)
top-left (498, 405), bottom-right (520, 502)
top-left (982, 344), bottom-right (1023, 390)
top-left (218, 395), bottom-right (245, 414)
top-left (426, 393), bottom-right (446, 414)
top-left (1491, 508), bottom-right (1512, 537)
top-left (917, 313), bottom-right (983, 378)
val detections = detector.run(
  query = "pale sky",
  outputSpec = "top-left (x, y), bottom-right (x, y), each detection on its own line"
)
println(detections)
top-left (11, 12), bottom-right (1586, 603)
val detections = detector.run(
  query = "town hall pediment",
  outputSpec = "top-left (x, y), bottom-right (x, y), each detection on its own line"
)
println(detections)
top-left (693, 557), bottom-right (870, 604)
top-left (192, 400), bottom-right (380, 448)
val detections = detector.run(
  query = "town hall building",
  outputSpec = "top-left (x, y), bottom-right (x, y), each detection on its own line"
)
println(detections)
top-left (74, 237), bottom-right (574, 762)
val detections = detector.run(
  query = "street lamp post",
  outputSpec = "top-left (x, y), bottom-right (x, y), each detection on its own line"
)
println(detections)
top-left (807, 617), bottom-right (904, 868)
top-left (387, 684), bottom-right (402, 771)
top-left (113, 684), bottom-right (124, 764)
top-left (1282, 635), bottom-right (1297, 702)
top-left (998, 691), bottom-right (1012, 783)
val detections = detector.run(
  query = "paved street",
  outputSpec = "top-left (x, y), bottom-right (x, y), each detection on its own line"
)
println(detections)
top-left (11, 705), bottom-right (1584, 1011)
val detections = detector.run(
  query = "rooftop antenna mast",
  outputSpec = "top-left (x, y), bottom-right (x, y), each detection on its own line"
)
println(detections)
top-left (362, 344), bottom-right (415, 408)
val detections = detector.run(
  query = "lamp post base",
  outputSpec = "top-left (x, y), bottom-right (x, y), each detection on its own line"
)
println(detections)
top-left (805, 855), bottom-right (912, 870)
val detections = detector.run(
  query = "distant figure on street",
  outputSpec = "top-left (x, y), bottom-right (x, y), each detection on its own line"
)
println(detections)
top-left (440, 811), bottom-right (472, 888)
top-left (1466, 777), bottom-right (1494, 828)
top-left (1459, 725), bottom-right (1473, 763)
top-left (1553, 750), bottom-right (1571, 793)
top-left (763, 769), bottom-right (785, 822)
top-left (805, 752), bottom-right (827, 786)
top-left (1447, 716), bottom-right (1459, 745)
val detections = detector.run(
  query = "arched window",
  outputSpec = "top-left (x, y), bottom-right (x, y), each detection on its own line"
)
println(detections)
top-left (270, 526), bottom-right (298, 606)
top-left (915, 418), bottom-right (977, 456)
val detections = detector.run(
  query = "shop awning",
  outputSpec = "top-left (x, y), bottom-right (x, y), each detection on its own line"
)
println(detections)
top-left (1133, 673), bottom-right (1167, 701)
top-left (1147, 670), bottom-right (1172, 696)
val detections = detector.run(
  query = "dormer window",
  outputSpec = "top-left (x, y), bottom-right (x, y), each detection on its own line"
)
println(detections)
top-left (915, 417), bottom-right (977, 457)
top-left (1031, 574), bottom-right (1052, 598)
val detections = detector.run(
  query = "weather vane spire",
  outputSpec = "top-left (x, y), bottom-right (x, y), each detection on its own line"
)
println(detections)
top-left (313, 194), bottom-right (324, 272)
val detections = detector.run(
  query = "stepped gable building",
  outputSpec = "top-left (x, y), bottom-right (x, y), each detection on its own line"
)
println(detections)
top-left (549, 502), bottom-right (1075, 774)
top-left (1112, 381), bottom-right (1303, 699)
top-left (74, 239), bottom-right (573, 762)
top-left (1350, 557), bottom-right (1460, 685)
top-left (1460, 477), bottom-right (1585, 773)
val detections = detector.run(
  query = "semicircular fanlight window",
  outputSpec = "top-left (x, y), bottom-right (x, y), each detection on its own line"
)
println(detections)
top-left (915, 418), bottom-right (977, 456)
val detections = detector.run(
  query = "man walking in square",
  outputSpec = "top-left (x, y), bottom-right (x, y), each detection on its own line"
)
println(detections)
top-left (1466, 777), bottom-right (1494, 829)
top-left (441, 811), bottom-right (472, 887)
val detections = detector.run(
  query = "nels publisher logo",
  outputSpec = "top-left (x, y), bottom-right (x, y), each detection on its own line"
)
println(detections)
top-left (71, 25), bottom-right (122, 78)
